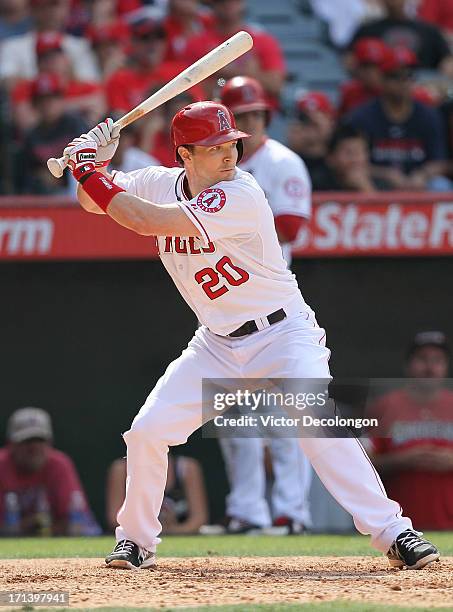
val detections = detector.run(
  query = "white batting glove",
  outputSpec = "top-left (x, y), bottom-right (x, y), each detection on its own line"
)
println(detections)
top-left (86, 118), bottom-right (121, 166)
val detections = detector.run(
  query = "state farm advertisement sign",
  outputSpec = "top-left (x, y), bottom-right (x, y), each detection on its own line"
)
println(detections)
top-left (0, 193), bottom-right (453, 260)
top-left (293, 197), bottom-right (453, 257)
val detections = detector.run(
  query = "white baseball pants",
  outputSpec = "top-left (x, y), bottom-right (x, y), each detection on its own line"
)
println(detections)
top-left (220, 436), bottom-right (312, 527)
top-left (116, 311), bottom-right (412, 552)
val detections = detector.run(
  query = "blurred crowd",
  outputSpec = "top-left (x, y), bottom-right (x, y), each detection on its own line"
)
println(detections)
top-left (1, 330), bottom-right (453, 536)
top-left (1, 0), bottom-right (453, 195)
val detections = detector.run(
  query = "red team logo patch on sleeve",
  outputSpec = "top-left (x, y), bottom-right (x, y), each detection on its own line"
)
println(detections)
top-left (284, 177), bottom-right (306, 198)
top-left (196, 188), bottom-right (227, 213)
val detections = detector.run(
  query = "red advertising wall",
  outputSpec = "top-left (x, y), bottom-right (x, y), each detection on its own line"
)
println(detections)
top-left (1, 193), bottom-right (453, 260)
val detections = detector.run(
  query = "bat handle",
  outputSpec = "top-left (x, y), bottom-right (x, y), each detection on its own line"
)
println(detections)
top-left (47, 155), bottom-right (68, 179)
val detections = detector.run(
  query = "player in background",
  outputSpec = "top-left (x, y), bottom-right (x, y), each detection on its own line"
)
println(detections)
top-left (62, 102), bottom-right (439, 571)
top-left (218, 77), bottom-right (312, 534)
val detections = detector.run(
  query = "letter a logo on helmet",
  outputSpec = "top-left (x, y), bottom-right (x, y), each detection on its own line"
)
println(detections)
top-left (217, 109), bottom-right (231, 131)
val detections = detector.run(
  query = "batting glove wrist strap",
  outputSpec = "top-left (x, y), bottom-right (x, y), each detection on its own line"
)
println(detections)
top-left (78, 172), bottom-right (126, 212)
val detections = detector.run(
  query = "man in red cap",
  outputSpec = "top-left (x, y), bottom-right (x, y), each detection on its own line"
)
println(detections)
top-left (61, 104), bottom-right (439, 571)
top-left (219, 76), bottom-right (312, 535)
top-left (0, 0), bottom-right (98, 87)
top-left (347, 46), bottom-right (450, 190)
top-left (104, 17), bottom-right (188, 114)
top-left (184, 0), bottom-right (286, 108)
top-left (339, 38), bottom-right (388, 116)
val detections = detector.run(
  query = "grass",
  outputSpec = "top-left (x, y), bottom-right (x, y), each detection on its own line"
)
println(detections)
top-left (1, 532), bottom-right (453, 560)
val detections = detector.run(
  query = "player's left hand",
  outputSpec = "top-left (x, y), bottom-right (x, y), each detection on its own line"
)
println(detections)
top-left (65, 139), bottom-right (98, 182)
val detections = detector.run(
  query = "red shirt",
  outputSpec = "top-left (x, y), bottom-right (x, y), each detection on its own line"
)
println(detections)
top-left (151, 130), bottom-right (178, 168)
top-left (164, 13), bottom-right (215, 62)
top-left (369, 387), bottom-right (453, 529)
top-left (186, 23), bottom-right (286, 109)
top-left (339, 80), bottom-right (380, 116)
top-left (105, 62), bottom-right (187, 113)
top-left (12, 79), bottom-right (101, 104)
top-left (418, 0), bottom-right (453, 33)
top-left (0, 446), bottom-right (91, 533)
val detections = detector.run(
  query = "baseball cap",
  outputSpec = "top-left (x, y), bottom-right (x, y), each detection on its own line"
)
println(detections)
top-left (36, 32), bottom-right (63, 57)
top-left (380, 46), bottom-right (418, 74)
top-left (353, 38), bottom-right (388, 66)
top-left (6, 407), bottom-right (53, 443)
top-left (30, 73), bottom-right (64, 99)
top-left (296, 91), bottom-right (335, 119)
top-left (407, 331), bottom-right (450, 359)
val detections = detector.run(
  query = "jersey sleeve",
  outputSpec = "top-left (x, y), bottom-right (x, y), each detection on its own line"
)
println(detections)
top-left (269, 155), bottom-right (312, 219)
top-left (112, 165), bottom-right (165, 201)
top-left (178, 179), bottom-right (260, 243)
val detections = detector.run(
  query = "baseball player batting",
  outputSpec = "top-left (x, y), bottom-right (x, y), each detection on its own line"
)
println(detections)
top-left (64, 101), bottom-right (439, 571)
top-left (218, 77), bottom-right (313, 534)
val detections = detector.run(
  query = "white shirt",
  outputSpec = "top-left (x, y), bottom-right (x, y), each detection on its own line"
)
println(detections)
top-left (0, 32), bottom-right (99, 81)
top-left (113, 166), bottom-right (308, 336)
top-left (239, 138), bottom-right (311, 264)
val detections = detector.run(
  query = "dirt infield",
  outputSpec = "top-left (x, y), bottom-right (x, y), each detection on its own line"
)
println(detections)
top-left (2, 556), bottom-right (452, 609)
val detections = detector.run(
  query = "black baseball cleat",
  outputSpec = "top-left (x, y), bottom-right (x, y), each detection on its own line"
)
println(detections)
top-left (226, 517), bottom-right (263, 535)
top-left (105, 539), bottom-right (156, 570)
top-left (387, 529), bottom-right (440, 570)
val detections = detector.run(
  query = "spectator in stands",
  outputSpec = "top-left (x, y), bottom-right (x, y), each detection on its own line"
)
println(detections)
top-left (11, 33), bottom-right (106, 133)
top-left (87, 22), bottom-right (130, 79)
top-left (105, 17), bottom-right (185, 114)
top-left (417, 0), bottom-right (453, 46)
top-left (14, 72), bottom-right (88, 195)
top-left (110, 123), bottom-right (159, 173)
top-left (367, 331), bottom-right (453, 530)
top-left (140, 90), bottom-right (203, 166)
top-left (313, 124), bottom-right (393, 191)
top-left (0, 0), bottom-right (32, 41)
top-left (106, 453), bottom-right (208, 534)
top-left (339, 37), bottom-right (388, 116)
top-left (286, 91), bottom-right (336, 187)
top-left (185, 0), bottom-right (286, 108)
top-left (0, 0), bottom-right (99, 88)
top-left (163, 0), bottom-right (214, 63)
top-left (348, 0), bottom-right (453, 76)
top-left (0, 407), bottom-right (100, 536)
top-left (347, 47), bottom-right (450, 190)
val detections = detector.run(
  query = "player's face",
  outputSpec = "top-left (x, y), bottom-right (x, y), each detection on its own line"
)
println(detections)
top-left (406, 347), bottom-right (449, 379)
top-left (235, 110), bottom-right (266, 152)
top-left (188, 141), bottom-right (239, 184)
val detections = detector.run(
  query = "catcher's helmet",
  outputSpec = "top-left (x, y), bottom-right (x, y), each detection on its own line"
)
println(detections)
top-left (171, 101), bottom-right (249, 164)
top-left (220, 76), bottom-right (269, 115)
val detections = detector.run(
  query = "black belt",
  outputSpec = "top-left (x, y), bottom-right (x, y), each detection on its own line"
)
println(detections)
top-left (228, 308), bottom-right (286, 338)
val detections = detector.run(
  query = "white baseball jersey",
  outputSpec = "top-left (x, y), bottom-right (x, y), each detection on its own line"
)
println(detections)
top-left (239, 138), bottom-right (312, 263)
top-left (112, 166), bottom-right (308, 336)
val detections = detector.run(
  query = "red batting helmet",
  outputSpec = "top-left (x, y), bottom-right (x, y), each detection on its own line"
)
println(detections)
top-left (171, 101), bottom-right (250, 164)
top-left (220, 76), bottom-right (270, 116)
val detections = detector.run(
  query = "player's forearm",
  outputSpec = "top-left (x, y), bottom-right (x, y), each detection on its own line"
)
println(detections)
top-left (106, 192), bottom-right (199, 237)
top-left (77, 167), bottom-right (110, 214)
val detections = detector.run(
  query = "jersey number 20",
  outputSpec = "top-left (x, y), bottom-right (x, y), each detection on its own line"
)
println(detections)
top-left (195, 256), bottom-right (250, 300)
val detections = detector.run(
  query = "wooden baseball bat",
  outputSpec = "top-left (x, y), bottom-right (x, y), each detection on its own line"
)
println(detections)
top-left (47, 30), bottom-right (253, 178)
